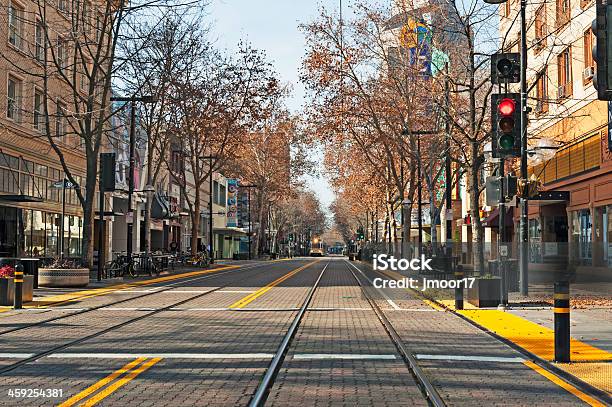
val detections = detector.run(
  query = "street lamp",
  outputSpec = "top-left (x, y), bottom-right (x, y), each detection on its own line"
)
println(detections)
top-left (110, 94), bottom-right (157, 264)
top-left (239, 183), bottom-right (257, 260)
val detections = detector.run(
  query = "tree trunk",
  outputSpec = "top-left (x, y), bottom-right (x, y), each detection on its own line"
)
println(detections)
top-left (190, 192), bottom-right (201, 256)
top-left (81, 158), bottom-right (97, 268)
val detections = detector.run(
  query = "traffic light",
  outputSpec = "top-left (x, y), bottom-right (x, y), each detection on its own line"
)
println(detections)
top-left (356, 226), bottom-right (364, 241)
top-left (504, 174), bottom-right (518, 200)
top-left (592, 2), bottom-right (612, 100)
top-left (491, 53), bottom-right (520, 84)
top-left (491, 93), bottom-right (521, 157)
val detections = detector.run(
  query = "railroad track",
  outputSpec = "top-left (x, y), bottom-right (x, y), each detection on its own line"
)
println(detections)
top-left (351, 260), bottom-right (612, 407)
top-left (248, 260), bottom-right (445, 407)
top-left (0, 259), bottom-right (313, 375)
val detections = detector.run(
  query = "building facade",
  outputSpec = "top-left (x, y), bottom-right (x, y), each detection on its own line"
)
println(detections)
top-left (498, 0), bottom-right (612, 277)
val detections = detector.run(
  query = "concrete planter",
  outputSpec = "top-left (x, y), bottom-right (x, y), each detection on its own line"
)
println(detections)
top-left (467, 277), bottom-right (502, 308)
top-left (38, 268), bottom-right (89, 288)
top-left (0, 276), bottom-right (34, 306)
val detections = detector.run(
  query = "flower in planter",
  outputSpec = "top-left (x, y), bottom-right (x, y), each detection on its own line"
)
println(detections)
top-left (47, 258), bottom-right (81, 269)
top-left (0, 265), bottom-right (16, 278)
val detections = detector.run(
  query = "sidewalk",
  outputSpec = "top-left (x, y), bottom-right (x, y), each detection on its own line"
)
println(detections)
top-left (373, 267), bottom-right (612, 398)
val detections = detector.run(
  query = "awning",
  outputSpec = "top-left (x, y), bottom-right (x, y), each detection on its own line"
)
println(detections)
top-left (0, 194), bottom-right (43, 203)
top-left (483, 207), bottom-right (514, 228)
top-left (213, 227), bottom-right (247, 236)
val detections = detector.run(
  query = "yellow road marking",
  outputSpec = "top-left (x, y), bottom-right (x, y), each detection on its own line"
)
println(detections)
top-left (80, 358), bottom-right (161, 406)
top-left (57, 357), bottom-right (146, 407)
top-left (0, 265), bottom-right (238, 314)
top-left (370, 264), bottom-right (612, 396)
top-left (523, 361), bottom-right (606, 407)
top-left (229, 261), bottom-right (319, 309)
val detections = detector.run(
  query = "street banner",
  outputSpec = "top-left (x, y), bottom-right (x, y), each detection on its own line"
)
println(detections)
top-left (227, 179), bottom-right (239, 227)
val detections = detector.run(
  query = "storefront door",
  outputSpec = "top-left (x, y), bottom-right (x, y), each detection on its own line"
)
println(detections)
top-left (579, 209), bottom-right (592, 261)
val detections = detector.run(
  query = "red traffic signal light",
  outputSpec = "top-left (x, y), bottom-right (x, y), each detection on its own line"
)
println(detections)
top-left (491, 93), bottom-right (520, 157)
top-left (498, 98), bottom-right (516, 116)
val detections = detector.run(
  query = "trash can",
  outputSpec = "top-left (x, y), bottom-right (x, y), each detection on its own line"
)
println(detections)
top-left (20, 258), bottom-right (40, 289)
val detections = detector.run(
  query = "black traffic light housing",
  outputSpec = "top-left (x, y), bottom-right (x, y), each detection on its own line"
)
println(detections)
top-left (504, 174), bottom-right (518, 200)
top-left (491, 93), bottom-right (521, 158)
top-left (491, 53), bottom-right (520, 84)
top-left (592, 1), bottom-right (612, 100)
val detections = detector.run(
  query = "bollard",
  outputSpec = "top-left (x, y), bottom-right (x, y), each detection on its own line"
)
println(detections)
top-left (455, 264), bottom-right (464, 310)
top-left (554, 281), bottom-right (570, 363)
top-left (13, 262), bottom-right (24, 310)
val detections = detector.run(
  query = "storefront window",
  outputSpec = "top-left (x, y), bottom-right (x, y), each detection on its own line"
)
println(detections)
top-left (46, 213), bottom-right (58, 256)
top-left (605, 206), bottom-right (612, 267)
top-left (571, 209), bottom-right (592, 264)
top-left (529, 218), bottom-right (542, 262)
top-left (31, 210), bottom-right (46, 257)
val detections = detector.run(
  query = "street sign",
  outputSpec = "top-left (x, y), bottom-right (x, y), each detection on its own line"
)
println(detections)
top-left (499, 244), bottom-right (509, 257)
top-left (51, 179), bottom-right (77, 189)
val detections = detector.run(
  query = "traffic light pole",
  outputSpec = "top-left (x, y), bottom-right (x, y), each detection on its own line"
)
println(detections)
top-left (519, 0), bottom-right (529, 296)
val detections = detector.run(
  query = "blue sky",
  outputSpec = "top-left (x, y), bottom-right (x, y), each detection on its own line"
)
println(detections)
top-left (209, 0), bottom-right (347, 211)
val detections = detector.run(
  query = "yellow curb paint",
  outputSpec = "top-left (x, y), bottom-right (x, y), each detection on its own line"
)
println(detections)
top-left (229, 261), bottom-right (319, 309)
top-left (457, 309), bottom-right (612, 362)
top-left (370, 263), bottom-right (612, 396)
top-left (57, 357), bottom-right (146, 407)
top-left (523, 361), bottom-right (606, 407)
top-left (80, 358), bottom-right (162, 406)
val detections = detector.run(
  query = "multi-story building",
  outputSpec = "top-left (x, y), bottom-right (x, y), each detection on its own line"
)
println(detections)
top-left (0, 0), bottom-right (90, 258)
top-left (499, 0), bottom-right (612, 275)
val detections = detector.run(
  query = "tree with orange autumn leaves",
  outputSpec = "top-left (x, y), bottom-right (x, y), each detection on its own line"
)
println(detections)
top-left (223, 91), bottom-right (324, 255)
top-left (301, 1), bottom-right (496, 273)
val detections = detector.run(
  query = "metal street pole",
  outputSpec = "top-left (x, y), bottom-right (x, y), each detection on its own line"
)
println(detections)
top-left (248, 189), bottom-right (252, 259)
top-left (209, 162), bottom-right (214, 264)
top-left (110, 95), bottom-right (157, 264)
top-left (127, 100), bottom-right (136, 262)
top-left (417, 135), bottom-right (423, 256)
top-left (519, 0), bottom-right (529, 296)
top-left (444, 69), bottom-right (452, 257)
top-left (499, 159), bottom-right (507, 306)
top-left (97, 167), bottom-right (105, 282)
top-left (61, 179), bottom-right (66, 259)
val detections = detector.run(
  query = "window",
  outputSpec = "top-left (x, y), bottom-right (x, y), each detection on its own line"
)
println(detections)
top-left (584, 28), bottom-right (595, 84)
top-left (556, 0), bottom-right (570, 28)
top-left (95, 13), bottom-right (103, 42)
top-left (56, 37), bottom-right (67, 71)
top-left (34, 89), bottom-right (44, 130)
top-left (82, 2), bottom-right (91, 34)
top-left (79, 58), bottom-right (90, 91)
top-left (8, 2), bottom-right (23, 48)
top-left (557, 47), bottom-right (572, 99)
top-left (35, 20), bottom-right (44, 62)
top-left (534, 6), bottom-right (547, 52)
top-left (219, 184), bottom-right (226, 207)
top-left (55, 101), bottom-right (66, 141)
top-left (58, 0), bottom-right (67, 12)
top-left (7, 75), bottom-right (22, 121)
top-left (536, 69), bottom-right (548, 114)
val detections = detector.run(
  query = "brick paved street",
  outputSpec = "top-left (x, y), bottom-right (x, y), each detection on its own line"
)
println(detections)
top-left (0, 258), bottom-right (607, 406)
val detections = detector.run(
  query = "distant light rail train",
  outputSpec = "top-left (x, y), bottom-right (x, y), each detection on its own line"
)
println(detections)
top-left (309, 237), bottom-right (325, 257)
